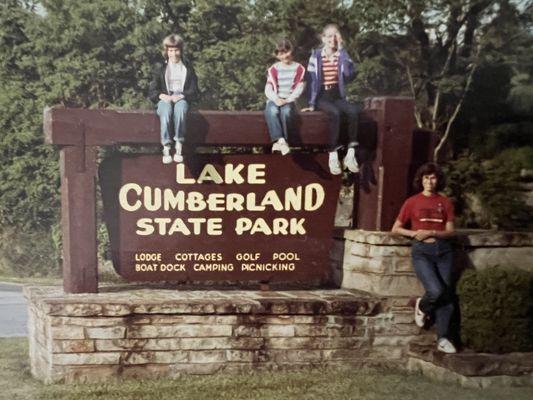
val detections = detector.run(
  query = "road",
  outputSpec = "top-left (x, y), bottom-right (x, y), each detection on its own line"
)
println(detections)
top-left (0, 283), bottom-right (27, 337)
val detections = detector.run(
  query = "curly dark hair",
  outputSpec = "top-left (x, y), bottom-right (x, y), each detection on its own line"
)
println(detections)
top-left (413, 162), bottom-right (446, 192)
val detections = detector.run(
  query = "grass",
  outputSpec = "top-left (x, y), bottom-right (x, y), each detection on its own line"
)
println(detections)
top-left (1, 338), bottom-right (532, 400)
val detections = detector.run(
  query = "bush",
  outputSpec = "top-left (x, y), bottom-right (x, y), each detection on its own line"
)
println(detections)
top-left (0, 226), bottom-right (61, 278)
top-left (445, 149), bottom-right (533, 230)
top-left (457, 267), bottom-right (533, 353)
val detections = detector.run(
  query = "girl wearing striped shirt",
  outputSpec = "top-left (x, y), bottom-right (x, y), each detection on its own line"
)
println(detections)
top-left (264, 39), bottom-right (305, 155)
top-left (303, 24), bottom-right (360, 175)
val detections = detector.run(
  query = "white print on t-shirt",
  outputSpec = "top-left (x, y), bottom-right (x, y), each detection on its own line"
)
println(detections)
top-left (418, 202), bottom-right (444, 223)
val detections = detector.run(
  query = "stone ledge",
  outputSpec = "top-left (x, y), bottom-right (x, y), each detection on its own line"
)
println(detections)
top-left (335, 229), bottom-right (410, 246)
top-left (24, 286), bottom-right (383, 317)
top-left (407, 339), bottom-right (533, 387)
top-left (407, 357), bottom-right (533, 389)
top-left (341, 271), bottom-right (423, 297)
top-left (456, 230), bottom-right (533, 247)
top-left (335, 229), bottom-right (533, 248)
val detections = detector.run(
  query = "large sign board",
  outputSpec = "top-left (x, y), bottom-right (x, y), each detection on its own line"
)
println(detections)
top-left (100, 153), bottom-right (341, 285)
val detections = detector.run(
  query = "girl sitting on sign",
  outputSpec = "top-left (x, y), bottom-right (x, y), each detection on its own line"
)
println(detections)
top-left (264, 38), bottom-right (306, 155)
top-left (302, 24), bottom-right (360, 175)
top-left (149, 34), bottom-right (200, 164)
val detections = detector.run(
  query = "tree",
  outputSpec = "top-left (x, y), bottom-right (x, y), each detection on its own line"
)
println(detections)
top-left (347, 0), bottom-right (532, 161)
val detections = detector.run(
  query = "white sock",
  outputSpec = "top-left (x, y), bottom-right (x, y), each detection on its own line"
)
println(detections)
top-left (329, 151), bottom-right (339, 161)
top-left (277, 138), bottom-right (287, 144)
top-left (175, 142), bottom-right (182, 155)
top-left (163, 145), bottom-right (171, 155)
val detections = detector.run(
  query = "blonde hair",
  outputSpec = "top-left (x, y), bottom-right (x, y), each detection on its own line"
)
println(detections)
top-left (321, 24), bottom-right (342, 42)
top-left (161, 34), bottom-right (184, 59)
top-left (322, 23), bottom-right (340, 35)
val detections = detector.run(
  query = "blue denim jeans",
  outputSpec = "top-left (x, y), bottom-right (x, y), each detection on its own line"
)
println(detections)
top-left (156, 99), bottom-right (189, 146)
top-left (264, 101), bottom-right (295, 142)
top-left (315, 88), bottom-right (359, 151)
top-left (411, 239), bottom-right (454, 339)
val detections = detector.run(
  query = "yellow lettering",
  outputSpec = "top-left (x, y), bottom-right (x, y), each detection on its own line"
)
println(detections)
top-left (248, 164), bottom-right (266, 184)
top-left (284, 186), bottom-right (302, 211)
top-left (235, 218), bottom-right (252, 235)
top-left (163, 189), bottom-right (185, 211)
top-left (186, 192), bottom-right (206, 211)
top-left (143, 187), bottom-right (161, 211)
top-left (119, 183), bottom-right (142, 212)
top-left (260, 190), bottom-right (284, 211)
top-left (304, 183), bottom-right (325, 211)
top-left (136, 218), bottom-right (155, 235)
top-left (175, 164), bottom-right (195, 184)
top-left (224, 164), bottom-right (245, 184)
top-left (197, 164), bottom-right (223, 184)
top-left (207, 218), bottom-right (223, 235)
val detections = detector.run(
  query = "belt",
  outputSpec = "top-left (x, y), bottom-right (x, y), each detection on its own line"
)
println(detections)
top-left (323, 84), bottom-right (338, 90)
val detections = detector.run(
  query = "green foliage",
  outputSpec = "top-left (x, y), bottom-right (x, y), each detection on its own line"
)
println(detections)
top-left (0, 0), bottom-right (531, 278)
top-left (458, 267), bottom-right (533, 353)
top-left (0, 226), bottom-right (61, 277)
top-left (473, 123), bottom-right (533, 158)
top-left (445, 149), bottom-right (533, 230)
top-left (195, 36), bottom-right (272, 110)
top-left (498, 146), bottom-right (533, 170)
top-left (509, 72), bottom-right (533, 115)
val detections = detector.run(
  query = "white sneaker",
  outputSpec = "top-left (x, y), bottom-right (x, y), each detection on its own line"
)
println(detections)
top-left (173, 143), bottom-right (183, 163)
top-left (414, 297), bottom-right (426, 327)
top-left (343, 153), bottom-right (359, 173)
top-left (437, 338), bottom-right (457, 354)
top-left (328, 158), bottom-right (342, 175)
top-left (279, 140), bottom-right (290, 155)
top-left (272, 139), bottom-right (290, 155)
top-left (162, 146), bottom-right (172, 164)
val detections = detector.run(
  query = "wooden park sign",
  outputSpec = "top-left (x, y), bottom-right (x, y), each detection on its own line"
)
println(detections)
top-left (100, 153), bottom-right (340, 284)
top-left (44, 97), bottom-right (416, 293)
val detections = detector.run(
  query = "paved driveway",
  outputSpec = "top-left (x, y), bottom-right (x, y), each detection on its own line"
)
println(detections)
top-left (0, 283), bottom-right (27, 337)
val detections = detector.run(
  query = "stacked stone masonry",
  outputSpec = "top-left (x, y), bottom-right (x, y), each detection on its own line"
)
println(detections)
top-left (26, 287), bottom-right (427, 383)
top-left (27, 229), bottom-right (533, 383)
top-left (336, 229), bottom-right (533, 295)
top-left (333, 229), bottom-right (533, 386)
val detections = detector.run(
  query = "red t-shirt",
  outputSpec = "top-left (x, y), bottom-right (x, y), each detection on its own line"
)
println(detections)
top-left (396, 192), bottom-right (455, 231)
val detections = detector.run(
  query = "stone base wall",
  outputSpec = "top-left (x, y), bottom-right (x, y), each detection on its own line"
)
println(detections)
top-left (336, 229), bottom-right (533, 295)
top-left (26, 287), bottom-right (423, 383)
top-left (27, 229), bottom-right (532, 383)
top-left (336, 230), bottom-right (423, 296)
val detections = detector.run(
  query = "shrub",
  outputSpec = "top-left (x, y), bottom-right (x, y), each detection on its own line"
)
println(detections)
top-left (457, 267), bottom-right (533, 353)
top-left (445, 150), bottom-right (533, 230)
top-left (0, 226), bottom-right (61, 278)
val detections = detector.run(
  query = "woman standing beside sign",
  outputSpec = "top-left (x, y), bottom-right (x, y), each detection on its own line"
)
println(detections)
top-left (391, 163), bottom-right (457, 354)
top-left (149, 34), bottom-right (199, 164)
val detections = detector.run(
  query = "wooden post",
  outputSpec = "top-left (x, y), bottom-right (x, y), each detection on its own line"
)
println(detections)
top-left (59, 144), bottom-right (98, 293)
top-left (357, 97), bottom-right (415, 231)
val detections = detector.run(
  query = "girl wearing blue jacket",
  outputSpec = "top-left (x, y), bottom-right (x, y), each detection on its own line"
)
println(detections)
top-left (303, 24), bottom-right (360, 175)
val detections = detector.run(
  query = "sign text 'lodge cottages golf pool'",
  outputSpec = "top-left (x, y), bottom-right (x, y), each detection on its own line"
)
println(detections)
top-left (100, 153), bottom-right (341, 284)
